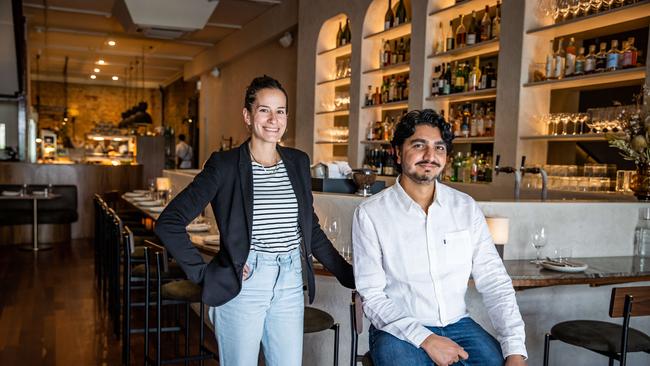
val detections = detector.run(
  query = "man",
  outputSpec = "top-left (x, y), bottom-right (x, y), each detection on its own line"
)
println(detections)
top-left (352, 109), bottom-right (527, 366)
top-left (175, 134), bottom-right (193, 169)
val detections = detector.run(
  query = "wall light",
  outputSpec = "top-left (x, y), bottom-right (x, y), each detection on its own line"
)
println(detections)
top-left (97, 59), bottom-right (105, 65)
top-left (90, 74), bottom-right (97, 79)
top-left (112, 76), bottom-right (119, 81)
top-left (94, 68), bottom-right (100, 73)
top-left (107, 40), bottom-right (116, 46)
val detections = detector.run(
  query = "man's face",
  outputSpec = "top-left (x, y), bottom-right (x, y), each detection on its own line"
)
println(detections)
top-left (396, 124), bottom-right (448, 184)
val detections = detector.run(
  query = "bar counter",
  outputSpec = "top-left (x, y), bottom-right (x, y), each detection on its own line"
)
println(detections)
top-left (150, 170), bottom-right (650, 365)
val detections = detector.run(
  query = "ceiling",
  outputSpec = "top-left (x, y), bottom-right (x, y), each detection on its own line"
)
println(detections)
top-left (25, 0), bottom-right (282, 87)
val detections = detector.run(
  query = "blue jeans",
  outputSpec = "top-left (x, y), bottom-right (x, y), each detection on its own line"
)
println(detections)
top-left (208, 249), bottom-right (304, 366)
top-left (369, 317), bottom-right (503, 366)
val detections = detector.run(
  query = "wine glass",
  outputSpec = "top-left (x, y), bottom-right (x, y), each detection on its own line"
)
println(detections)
top-left (569, 0), bottom-right (581, 17)
top-left (148, 178), bottom-right (156, 199)
top-left (558, 0), bottom-right (571, 20)
top-left (530, 226), bottom-right (548, 264)
top-left (324, 216), bottom-right (342, 247)
top-left (590, 0), bottom-right (603, 13)
top-left (579, 0), bottom-right (592, 15)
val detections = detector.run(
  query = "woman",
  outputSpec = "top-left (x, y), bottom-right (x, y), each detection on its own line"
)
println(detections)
top-left (155, 75), bottom-right (354, 366)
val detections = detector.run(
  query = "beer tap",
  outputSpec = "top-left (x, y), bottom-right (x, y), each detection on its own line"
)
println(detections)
top-left (495, 154), bottom-right (522, 200)
top-left (519, 156), bottom-right (548, 201)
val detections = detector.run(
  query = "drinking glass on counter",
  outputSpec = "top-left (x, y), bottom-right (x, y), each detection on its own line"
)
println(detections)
top-left (553, 247), bottom-right (573, 263)
top-left (530, 226), bottom-right (548, 264)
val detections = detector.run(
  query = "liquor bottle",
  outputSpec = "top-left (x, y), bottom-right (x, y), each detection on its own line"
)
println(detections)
top-left (373, 86), bottom-right (380, 105)
top-left (595, 42), bottom-right (607, 72)
top-left (463, 152), bottom-right (472, 182)
top-left (365, 85), bottom-right (372, 106)
top-left (554, 37), bottom-right (566, 79)
top-left (391, 40), bottom-right (399, 64)
top-left (565, 37), bottom-right (577, 76)
top-left (574, 47), bottom-right (586, 75)
top-left (397, 38), bottom-right (406, 63)
top-left (484, 152), bottom-right (493, 182)
top-left (585, 44), bottom-right (597, 73)
top-left (476, 107), bottom-right (485, 136)
top-left (487, 62), bottom-right (497, 88)
top-left (492, 1), bottom-right (501, 39)
top-left (366, 120), bottom-right (374, 140)
top-left (606, 39), bottom-right (620, 71)
top-left (388, 75), bottom-right (397, 102)
top-left (480, 5), bottom-right (492, 42)
top-left (405, 37), bottom-right (411, 62)
top-left (384, 0), bottom-right (394, 30)
top-left (454, 62), bottom-right (466, 93)
top-left (466, 11), bottom-right (477, 46)
top-left (395, 0), bottom-right (407, 26)
top-left (484, 104), bottom-right (494, 136)
top-left (453, 152), bottom-right (464, 182)
top-left (622, 37), bottom-right (638, 68)
top-left (443, 62), bottom-right (452, 95)
top-left (545, 40), bottom-right (555, 79)
top-left (446, 20), bottom-right (455, 51)
top-left (470, 152), bottom-right (479, 182)
top-left (461, 105), bottom-right (470, 137)
top-left (403, 76), bottom-right (410, 100)
top-left (438, 63), bottom-right (447, 95)
top-left (455, 14), bottom-right (467, 48)
top-left (468, 56), bottom-right (481, 91)
top-left (343, 18), bottom-right (351, 45)
top-left (618, 40), bottom-right (627, 70)
top-left (383, 40), bottom-right (391, 66)
top-left (431, 65), bottom-right (440, 97)
top-left (336, 22), bottom-right (343, 47)
top-left (435, 22), bottom-right (444, 54)
top-left (381, 78), bottom-right (389, 103)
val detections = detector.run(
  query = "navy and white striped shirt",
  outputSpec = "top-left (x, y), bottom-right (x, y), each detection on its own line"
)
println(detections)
top-left (250, 160), bottom-right (302, 253)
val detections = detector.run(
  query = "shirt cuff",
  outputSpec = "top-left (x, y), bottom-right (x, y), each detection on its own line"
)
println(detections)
top-left (407, 326), bottom-right (434, 349)
top-left (502, 342), bottom-right (528, 360)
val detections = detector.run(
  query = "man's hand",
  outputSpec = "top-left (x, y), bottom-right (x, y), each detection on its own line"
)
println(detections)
top-left (420, 334), bottom-right (468, 366)
top-left (505, 355), bottom-right (527, 366)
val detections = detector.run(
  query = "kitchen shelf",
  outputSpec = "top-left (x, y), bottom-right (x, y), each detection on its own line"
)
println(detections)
top-left (361, 101), bottom-right (408, 111)
top-left (317, 43), bottom-right (352, 57)
top-left (429, 0), bottom-right (496, 18)
top-left (523, 67), bottom-right (646, 90)
top-left (317, 76), bottom-right (351, 87)
top-left (527, 1), bottom-right (650, 39)
top-left (315, 109), bottom-right (350, 116)
top-left (363, 61), bottom-right (410, 76)
top-left (364, 22), bottom-right (411, 41)
top-left (454, 136), bottom-right (495, 144)
top-left (520, 133), bottom-right (624, 142)
top-left (426, 88), bottom-right (497, 102)
top-left (428, 38), bottom-right (499, 61)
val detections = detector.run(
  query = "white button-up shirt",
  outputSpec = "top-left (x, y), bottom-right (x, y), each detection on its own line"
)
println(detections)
top-left (352, 178), bottom-right (527, 359)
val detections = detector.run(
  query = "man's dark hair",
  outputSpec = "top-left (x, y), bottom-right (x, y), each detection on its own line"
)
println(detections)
top-left (244, 75), bottom-right (289, 113)
top-left (178, 134), bottom-right (186, 141)
top-left (390, 109), bottom-right (454, 173)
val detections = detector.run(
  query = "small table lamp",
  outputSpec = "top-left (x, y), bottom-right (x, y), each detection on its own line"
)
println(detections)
top-left (486, 217), bottom-right (509, 259)
top-left (156, 177), bottom-right (171, 192)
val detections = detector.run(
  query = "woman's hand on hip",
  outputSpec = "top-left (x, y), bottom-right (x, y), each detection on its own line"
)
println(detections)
top-left (242, 263), bottom-right (251, 281)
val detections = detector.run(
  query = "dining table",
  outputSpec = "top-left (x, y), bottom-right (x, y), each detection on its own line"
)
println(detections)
top-left (1, 191), bottom-right (61, 251)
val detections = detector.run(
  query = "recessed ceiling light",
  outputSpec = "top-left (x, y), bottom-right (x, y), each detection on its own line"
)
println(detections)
top-left (97, 59), bottom-right (105, 65)
top-left (90, 74), bottom-right (97, 79)
top-left (107, 40), bottom-right (116, 46)
top-left (94, 68), bottom-right (100, 73)
top-left (112, 76), bottom-right (119, 81)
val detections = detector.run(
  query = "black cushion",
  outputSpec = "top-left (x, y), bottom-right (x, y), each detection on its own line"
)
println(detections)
top-left (161, 280), bottom-right (202, 302)
top-left (551, 320), bottom-right (650, 354)
top-left (132, 262), bottom-right (185, 279)
top-left (304, 306), bottom-right (335, 333)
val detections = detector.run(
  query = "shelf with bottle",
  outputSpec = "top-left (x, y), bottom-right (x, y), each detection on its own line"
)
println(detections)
top-left (366, 0), bottom-right (411, 39)
top-left (362, 145), bottom-right (398, 177)
top-left (428, 37), bottom-right (499, 61)
top-left (317, 76), bottom-right (351, 87)
top-left (429, 0), bottom-right (499, 18)
top-left (430, 1), bottom-right (501, 58)
top-left (315, 109), bottom-right (350, 116)
top-left (366, 34), bottom-right (412, 74)
top-left (317, 43), bottom-right (352, 57)
top-left (363, 61), bottom-right (411, 75)
top-left (428, 54), bottom-right (498, 100)
top-left (524, 65), bottom-right (645, 90)
top-left (520, 133), bottom-right (624, 142)
top-left (315, 141), bottom-right (349, 145)
top-left (362, 72), bottom-right (410, 109)
top-left (365, 21), bottom-right (411, 41)
top-left (447, 100), bottom-right (496, 140)
top-left (362, 101), bottom-right (409, 111)
top-left (527, 0), bottom-right (650, 39)
top-left (361, 139), bottom-right (392, 145)
top-left (427, 87), bottom-right (497, 102)
top-left (441, 150), bottom-right (494, 184)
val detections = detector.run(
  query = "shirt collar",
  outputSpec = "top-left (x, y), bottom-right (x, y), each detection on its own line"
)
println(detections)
top-left (393, 176), bottom-right (445, 213)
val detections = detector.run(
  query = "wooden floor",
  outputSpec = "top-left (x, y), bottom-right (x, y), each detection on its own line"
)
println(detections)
top-left (0, 239), bottom-right (219, 365)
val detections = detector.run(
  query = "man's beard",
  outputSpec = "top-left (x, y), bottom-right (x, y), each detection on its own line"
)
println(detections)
top-left (403, 160), bottom-right (441, 184)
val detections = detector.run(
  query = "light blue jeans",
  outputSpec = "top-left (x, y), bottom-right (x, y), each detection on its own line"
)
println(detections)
top-left (209, 249), bottom-right (304, 366)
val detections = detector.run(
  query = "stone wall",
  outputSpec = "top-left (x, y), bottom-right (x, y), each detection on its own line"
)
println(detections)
top-left (30, 80), bottom-right (162, 144)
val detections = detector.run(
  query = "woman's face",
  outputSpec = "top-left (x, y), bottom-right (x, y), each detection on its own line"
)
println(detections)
top-left (243, 88), bottom-right (287, 145)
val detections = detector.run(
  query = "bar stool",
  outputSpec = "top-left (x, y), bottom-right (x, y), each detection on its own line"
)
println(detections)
top-left (350, 290), bottom-right (373, 366)
top-left (142, 240), bottom-right (217, 366)
top-left (543, 286), bottom-right (650, 366)
top-left (121, 227), bottom-right (186, 365)
top-left (304, 306), bottom-right (340, 366)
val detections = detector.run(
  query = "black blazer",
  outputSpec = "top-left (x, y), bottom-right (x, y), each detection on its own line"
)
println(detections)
top-left (154, 141), bottom-right (355, 306)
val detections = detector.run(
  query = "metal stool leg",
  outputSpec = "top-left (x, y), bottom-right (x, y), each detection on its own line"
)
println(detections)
top-left (331, 323), bottom-right (340, 366)
top-left (185, 302), bottom-right (190, 366)
top-left (543, 333), bottom-right (553, 366)
top-left (199, 302), bottom-right (205, 366)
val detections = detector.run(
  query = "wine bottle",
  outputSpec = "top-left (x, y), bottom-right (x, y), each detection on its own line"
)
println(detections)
top-left (492, 1), bottom-right (501, 38)
top-left (343, 18), bottom-right (351, 45)
top-left (455, 14), bottom-right (466, 48)
top-left (554, 37), bottom-right (566, 79)
top-left (466, 11), bottom-right (477, 46)
top-left (384, 0), bottom-right (394, 30)
top-left (395, 0), bottom-right (407, 26)
top-left (545, 40), bottom-right (556, 79)
top-left (595, 42), bottom-right (607, 72)
top-left (585, 44), bottom-right (596, 73)
top-left (446, 20), bottom-right (455, 51)
top-left (336, 22), bottom-right (343, 47)
top-left (574, 47), bottom-right (586, 75)
top-left (480, 5), bottom-right (492, 42)
top-left (565, 37), bottom-right (577, 76)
